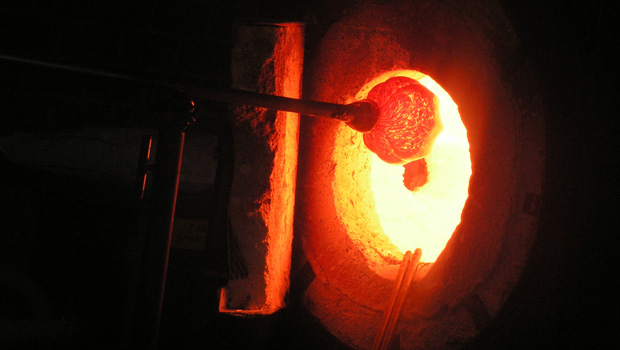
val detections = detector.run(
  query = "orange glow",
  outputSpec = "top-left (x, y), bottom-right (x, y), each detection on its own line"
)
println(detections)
top-left (356, 71), bottom-right (471, 262)
top-left (363, 76), bottom-right (442, 164)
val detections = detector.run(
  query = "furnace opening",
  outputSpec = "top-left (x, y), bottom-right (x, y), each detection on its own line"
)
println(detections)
top-left (333, 70), bottom-right (471, 268)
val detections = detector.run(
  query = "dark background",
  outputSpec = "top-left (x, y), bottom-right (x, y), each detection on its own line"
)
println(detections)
top-left (1, 0), bottom-right (616, 349)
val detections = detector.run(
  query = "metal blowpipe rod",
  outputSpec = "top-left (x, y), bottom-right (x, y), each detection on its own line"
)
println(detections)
top-left (0, 54), bottom-right (379, 133)
top-left (182, 86), bottom-right (379, 133)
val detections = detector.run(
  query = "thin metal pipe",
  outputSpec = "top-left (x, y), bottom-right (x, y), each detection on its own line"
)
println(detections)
top-left (372, 248), bottom-right (422, 350)
top-left (180, 86), bottom-right (379, 132)
top-left (0, 53), bottom-right (379, 132)
top-left (186, 87), bottom-right (354, 122)
top-left (135, 135), bottom-right (153, 201)
top-left (0, 53), bottom-right (151, 84)
top-left (127, 128), bottom-right (185, 350)
top-left (372, 251), bottom-right (410, 350)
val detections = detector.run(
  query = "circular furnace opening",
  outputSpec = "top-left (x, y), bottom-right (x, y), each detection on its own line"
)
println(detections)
top-left (295, 1), bottom-right (546, 348)
top-left (333, 70), bottom-right (471, 266)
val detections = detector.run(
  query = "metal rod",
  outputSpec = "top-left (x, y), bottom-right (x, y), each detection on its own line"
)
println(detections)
top-left (127, 128), bottom-right (185, 349)
top-left (0, 53), bottom-right (155, 84)
top-left (135, 135), bottom-right (153, 201)
top-left (180, 86), bottom-right (379, 132)
top-left (185, 87), bottom-right (353, 121)
top-left (372, 248), bottom-right (422, 350)
top-left (0, 53), bottom-right (379, 133)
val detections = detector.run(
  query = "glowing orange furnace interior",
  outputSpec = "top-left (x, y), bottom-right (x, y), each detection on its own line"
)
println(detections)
top-left (341, 70), bottom-right (471, 263)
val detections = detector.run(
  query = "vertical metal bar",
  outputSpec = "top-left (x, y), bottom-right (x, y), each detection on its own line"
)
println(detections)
top-left (128, 128), bottom-right (185, 349)
top-left (135, 135), bottom-right (153, 201)
top-left (372, 251), bottom-right (411, 350)
top-left (372, 248), bottom-right (422, 350)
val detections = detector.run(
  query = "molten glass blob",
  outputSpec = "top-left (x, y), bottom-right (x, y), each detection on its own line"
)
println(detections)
top-left (363, 76), bottom-right (443, 164)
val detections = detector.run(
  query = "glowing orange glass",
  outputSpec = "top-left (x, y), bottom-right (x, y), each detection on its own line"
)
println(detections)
top-left (363, 76), bottom-right (442, 164)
